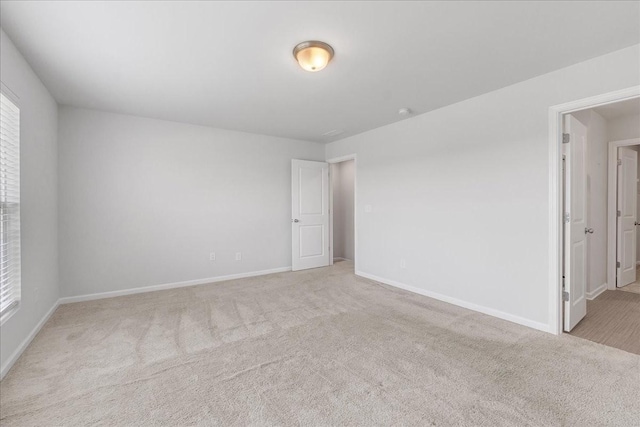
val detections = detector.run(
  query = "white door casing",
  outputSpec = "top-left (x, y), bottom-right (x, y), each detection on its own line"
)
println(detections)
top-left (292, 159), bottom-right (330, 271)
top-left (563, 114), bottom-right (588, 332)
top-left (617, 147), bottom-right (637, 287)
top-left (549, 89), bottom-right (640, 336)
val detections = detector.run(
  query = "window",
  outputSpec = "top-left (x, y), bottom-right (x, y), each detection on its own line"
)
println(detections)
top-left (0, 92), bottom-right (20, 323)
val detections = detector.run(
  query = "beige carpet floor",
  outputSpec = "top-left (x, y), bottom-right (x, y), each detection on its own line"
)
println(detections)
top-left (1, 261), bottom-right (639, 426)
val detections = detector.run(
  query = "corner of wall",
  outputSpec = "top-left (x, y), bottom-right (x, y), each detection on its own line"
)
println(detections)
top-left (0, 27), bottom-right (60, 380)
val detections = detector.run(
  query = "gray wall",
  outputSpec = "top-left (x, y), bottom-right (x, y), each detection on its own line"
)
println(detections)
top-left (608, 113), bottom-right (640, 142)
top-left (58, 107), bottom-right (324, 298)
top-left (332, 160), bottom-right (354, 260)
top-left (0, 29), bottom-right (59, 375)
top-left (325, 45), bottom-right (640, 331)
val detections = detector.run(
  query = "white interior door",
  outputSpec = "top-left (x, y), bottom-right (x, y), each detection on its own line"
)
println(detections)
top-left (292, 159), bottom-right (330, 271)
top-left (617, 146), bottom-right (637, 287)
top-left (563, 114), bottom-right (588, 332)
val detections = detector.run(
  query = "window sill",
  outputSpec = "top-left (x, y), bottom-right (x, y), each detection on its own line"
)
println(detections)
top-left (0, 302), bottom-right (20, 327)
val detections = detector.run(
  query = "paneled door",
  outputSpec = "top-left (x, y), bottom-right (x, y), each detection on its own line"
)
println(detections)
top-left (617, 146), bottom-right (638, 287)
top-left (291, 160), bottom-right (330, 271)
top-left (563, 114), bottom-right (588, 332)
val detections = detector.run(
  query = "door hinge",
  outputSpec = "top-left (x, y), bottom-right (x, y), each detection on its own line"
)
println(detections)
top-left (617, 210), bottom-right (621, 217)
top-left (564, 212), bottom-right (570, 223)
top-left (562, 133), bottom-right (570, 144)
top-left (618, 159), bottom-right (622, 166)
top-left (617, 261), bottom-right (621, 268)
top-left (562, 291), bottom-right (569, 301)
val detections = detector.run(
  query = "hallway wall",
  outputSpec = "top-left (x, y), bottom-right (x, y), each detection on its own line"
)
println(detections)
top-left (608, 113), bottom-right (640, 142)
top-left (332, 160), bottom-right (355, 261)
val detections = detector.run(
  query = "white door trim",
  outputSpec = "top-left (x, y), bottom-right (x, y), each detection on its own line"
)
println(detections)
top-left (608, 138), bottom-right (640, 290)
top-left (548, 86), bottom-right (640, 335)
top-left (327, 154), bottom-right (357, 272)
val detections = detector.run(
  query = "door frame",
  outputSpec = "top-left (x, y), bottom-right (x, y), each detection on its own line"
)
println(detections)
top-left (549, 86), bottom-right (640, 335)
top-left (327, 154), bottom-right (357, 271)
top-left (607, 138), bottom-right (640, 291)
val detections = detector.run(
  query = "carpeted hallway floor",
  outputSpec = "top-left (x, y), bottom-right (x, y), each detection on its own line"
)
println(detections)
top-left (1, 261), bottom-right (639, 426)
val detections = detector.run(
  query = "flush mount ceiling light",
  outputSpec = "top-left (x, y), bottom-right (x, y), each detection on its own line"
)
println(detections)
top-left (293, 41), bottom-right (334, 72)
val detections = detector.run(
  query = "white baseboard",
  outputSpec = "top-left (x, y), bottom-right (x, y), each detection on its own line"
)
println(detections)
top-left (1, 300), bottom-right (60, 380)
top-left (59, 266), bottom-right (292, 305)
top-left (586, 283), bottom-right (607, 300)
top-left (356, 271), bottom-right (552, 333)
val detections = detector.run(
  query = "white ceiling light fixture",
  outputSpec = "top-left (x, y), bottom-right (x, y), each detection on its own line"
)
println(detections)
top-left (293, 41), bottom-right (334, 72)
top-left (398, 107), bottom-right (412, 116)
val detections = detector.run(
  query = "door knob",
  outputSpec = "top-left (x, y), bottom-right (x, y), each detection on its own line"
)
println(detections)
top-left (292, 219), bottom-right (300, 223)
top-left (585, 228), bottom-right (594, 234)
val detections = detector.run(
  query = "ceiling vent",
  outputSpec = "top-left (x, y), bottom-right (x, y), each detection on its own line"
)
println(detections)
top-left (322, 129), bottom-right (345, 137)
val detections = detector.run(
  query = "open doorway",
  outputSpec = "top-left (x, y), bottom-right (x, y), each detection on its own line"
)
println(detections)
top-left (329, 155), bottom-right (356, 271)
top-left (290, 156), bottom-right (356, 273)
top-left (560, 96), bottom-right (640, 354)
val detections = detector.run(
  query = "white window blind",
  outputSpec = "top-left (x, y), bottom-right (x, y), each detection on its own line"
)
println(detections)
top-left (0, 92), bottom-right (20, 322)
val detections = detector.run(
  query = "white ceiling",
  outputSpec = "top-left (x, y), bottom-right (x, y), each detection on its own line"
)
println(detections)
top-left (593, 98), bottom-right (640, 120)
top-left (1, 1), bottom-right (638, 143)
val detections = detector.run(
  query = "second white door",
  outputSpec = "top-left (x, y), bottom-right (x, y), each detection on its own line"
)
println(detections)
top-left (617, 146), bottom-right (637, 287)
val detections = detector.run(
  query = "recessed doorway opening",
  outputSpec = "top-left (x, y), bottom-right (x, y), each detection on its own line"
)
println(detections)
top-left (328, 155), bottom-right (357, 272)
top-left (330, 158), bottom-right (355, 269)
top-left (553, 92), bottom-right (640, 354)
